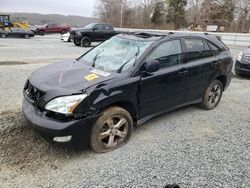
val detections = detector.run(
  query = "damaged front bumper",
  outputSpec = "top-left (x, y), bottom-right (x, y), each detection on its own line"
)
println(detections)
top-left (22, 99), bottom-right (97, 146)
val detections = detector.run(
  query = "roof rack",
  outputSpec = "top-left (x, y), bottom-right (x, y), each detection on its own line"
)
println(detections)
top-left (132, 31), bottom-right (168, 38)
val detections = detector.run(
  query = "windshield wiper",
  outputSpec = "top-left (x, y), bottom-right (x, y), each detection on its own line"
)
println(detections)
top-left (117, 46), bottom-right (140, 73)
top-left (91, 49), bottom-right (104, 67)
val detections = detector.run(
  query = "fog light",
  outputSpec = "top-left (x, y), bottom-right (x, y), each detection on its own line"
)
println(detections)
top-left (53, 135), bottom-right (72, 143)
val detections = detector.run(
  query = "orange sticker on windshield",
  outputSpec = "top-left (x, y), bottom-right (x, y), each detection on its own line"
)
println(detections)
top-left (84, 73), bottom-right (99, 81)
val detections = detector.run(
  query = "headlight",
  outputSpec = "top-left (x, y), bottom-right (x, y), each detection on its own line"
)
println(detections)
top-left (237, 52), bottom-right (243, 61)
top-left (45, 94), bottom-right (87, 114)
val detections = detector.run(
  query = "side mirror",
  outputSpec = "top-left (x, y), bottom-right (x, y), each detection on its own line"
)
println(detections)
top-left (143, 59), bottom-right (160, 73)
top-left (93, 27), bottom-right (97, 31)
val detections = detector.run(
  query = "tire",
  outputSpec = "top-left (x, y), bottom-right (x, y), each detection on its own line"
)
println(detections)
top-left (200, 79), bottom-right (223, 110)
top-left (38, 30), bottom-right (45, 36)
top-left (61, 30), bottom-right (67, 35)
top-left (90, 106), bottom-right (133, 153)
top-left (74, 38), bottom-right (81, 46)
top-left (1, 33), bottom-right (6, 38)
top-left (81, 37), bottom-right (91, 47)
top-left (24, 34), bottom-right (29, 39)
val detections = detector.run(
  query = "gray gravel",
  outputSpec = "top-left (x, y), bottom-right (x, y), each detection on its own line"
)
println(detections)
top-left (0, 34), bottom-right (91, 64)
top-left (0, 36), bottom-right (249, 187)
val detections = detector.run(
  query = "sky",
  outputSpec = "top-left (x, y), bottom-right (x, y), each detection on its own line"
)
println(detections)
top-left (0, 0), bottom-right (96, 17)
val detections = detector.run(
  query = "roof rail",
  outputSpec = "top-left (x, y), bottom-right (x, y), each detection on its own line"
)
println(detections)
top-left (132, 31), bottom-right (168, 38)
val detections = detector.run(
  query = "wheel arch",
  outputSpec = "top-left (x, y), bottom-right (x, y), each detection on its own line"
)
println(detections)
top-left (99, 101), bottom-right (138, 123)
top-left (216, 75), bottom-right (227, 90)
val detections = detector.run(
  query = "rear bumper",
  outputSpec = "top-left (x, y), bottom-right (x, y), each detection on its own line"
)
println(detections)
top-left (235, 61), bottom-right (250, 75)
top-left (22, 99), bottom-right (97, 146)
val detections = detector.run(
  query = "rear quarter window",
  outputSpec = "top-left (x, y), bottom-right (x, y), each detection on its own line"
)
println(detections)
top-left (183, 38), bottom-right (213, 63)
top-left (207, 41), bottom-right (222, 55)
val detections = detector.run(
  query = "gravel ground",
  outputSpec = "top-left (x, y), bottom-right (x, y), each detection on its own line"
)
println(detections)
top-left (0, 34), bottom-right (91, 64)
top-left (0, 36), bottom-right (249, 187)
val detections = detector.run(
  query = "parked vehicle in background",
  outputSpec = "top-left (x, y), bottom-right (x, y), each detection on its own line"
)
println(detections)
top-left (36, 23), bottom-right (71, 35)
top-left (61, 32), bottom-right (71, 42)
top-left (0, 28), bottom-right (34, 39)
top-left (235, 47), bottom-right (250, 76)
top-left (0, 14), bottom-right (29, 31)
top-left (22, 32), bottom-right (233, 152)
top-left (70, 23), bottom-right (124, 47)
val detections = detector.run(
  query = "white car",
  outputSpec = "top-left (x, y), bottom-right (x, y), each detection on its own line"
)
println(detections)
top-left (61, 32), bottom-right (71, 42)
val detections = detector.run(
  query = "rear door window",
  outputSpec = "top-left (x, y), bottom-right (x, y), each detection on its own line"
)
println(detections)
top-left (103, 25), bottom-right (112, 30)
top-left (183, 38), bottom-right (213, 63)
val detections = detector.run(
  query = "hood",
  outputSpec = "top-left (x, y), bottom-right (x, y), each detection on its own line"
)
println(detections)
top-left (71, 28), bottom-right (92, 33)
top-left (29, 59), bottom-right (119, 92)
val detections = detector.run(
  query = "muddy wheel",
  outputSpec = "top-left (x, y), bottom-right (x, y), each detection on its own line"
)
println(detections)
top-left (200, 79), bottom-right (223, 110)
top-left (90, 106), bottom-right (133, 153)
top-left (81, 37), bottom-right (91, 47)
top-left (74, 38), bottom-right (81, 46)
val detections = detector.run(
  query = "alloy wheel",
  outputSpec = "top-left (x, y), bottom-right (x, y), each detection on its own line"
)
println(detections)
top-left (99, 116), bottom-right (128, 149)
top-left (207, 84), bottom-right (222, 108)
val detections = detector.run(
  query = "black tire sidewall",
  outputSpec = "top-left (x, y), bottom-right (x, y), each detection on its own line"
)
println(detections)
top-left (74, 38), bottom-right (81, 46)
top-left (201, 80), bottom-right (223, 110)
top-left (38, 30), bottom-right (44, 35)
top-left (61, 30), bottom-right (67, 35)
top-left (81, 37), bottom-right (91, 47)
top-left (90, 106), bottom-right (133, 153)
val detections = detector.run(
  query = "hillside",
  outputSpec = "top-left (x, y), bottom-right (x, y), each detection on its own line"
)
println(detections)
top-left (3, 12), bottom-right (99, 27)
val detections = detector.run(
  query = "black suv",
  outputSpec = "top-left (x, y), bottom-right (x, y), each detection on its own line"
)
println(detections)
top-left (22, 32), bottom-right (233, 152)
top-left (70, 23), bottom-right (122, 47)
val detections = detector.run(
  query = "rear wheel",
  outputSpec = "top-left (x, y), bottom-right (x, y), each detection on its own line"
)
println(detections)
top-left (61, 30), bottom-right (67, 34)
top-left (200, 80), bottom-right (223, 110)
top-left (24, 34), bottom-right (29, 39)
top-left (1, 33), bottom-right (6, 38)
top-left (38, 30), bottom-right (44, 36)
top-left (81, 37), bottom-right (91, 47)
top-left (73, 38), bottom-right (81, 46)
top-left (90, 106), bottom-right (133, 153)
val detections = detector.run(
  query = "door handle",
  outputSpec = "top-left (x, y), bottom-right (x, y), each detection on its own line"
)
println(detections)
top-left (178, 70), bottom-right (188, 77)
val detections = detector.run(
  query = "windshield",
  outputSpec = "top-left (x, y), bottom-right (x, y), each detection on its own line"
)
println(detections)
top-left (84, 23), bottom-right (96, 29)
top-left (78, 36), bottom-right (153, 73)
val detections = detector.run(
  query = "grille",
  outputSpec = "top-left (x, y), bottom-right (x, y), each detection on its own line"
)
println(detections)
top-left (24, 80), bottom-right (45, 101)
top-left (243, 54), bottom-right (250, 63)
top-left (240, 63), bottom-right (250, 69)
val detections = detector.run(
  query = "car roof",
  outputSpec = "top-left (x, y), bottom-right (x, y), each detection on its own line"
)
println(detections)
top-left (119, 31), bottom-right (227, 50)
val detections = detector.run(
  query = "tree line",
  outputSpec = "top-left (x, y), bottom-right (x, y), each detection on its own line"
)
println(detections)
top-left (95, 0), bottom-right (250, 33)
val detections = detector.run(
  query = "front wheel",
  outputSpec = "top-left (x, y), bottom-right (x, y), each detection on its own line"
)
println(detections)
top-left (73, 38), bottom-right (81, 46)
top-left (90, 106), bottom-right (133, 153)
top-left (200, 80), bottom-right (223, 110)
